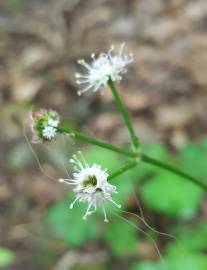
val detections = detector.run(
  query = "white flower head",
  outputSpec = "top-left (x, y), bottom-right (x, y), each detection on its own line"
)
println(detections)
top-left (108, 43), bottom-right (133, 81)
top-left (42, 126), bottom-right (57, 139)
top-left (75, 43), bottom-right (133, 96)
top-left (59, 151), bottom-right (121, 222)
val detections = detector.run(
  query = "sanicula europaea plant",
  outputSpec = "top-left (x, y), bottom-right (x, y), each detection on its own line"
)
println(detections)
top-left (29, 43), bottom-right (207, 221)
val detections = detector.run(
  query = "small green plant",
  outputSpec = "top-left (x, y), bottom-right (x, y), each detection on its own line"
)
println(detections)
top-left (26, 44), bottom-right (207, 269)
top-left (28, 43), bottom-right (207, 222)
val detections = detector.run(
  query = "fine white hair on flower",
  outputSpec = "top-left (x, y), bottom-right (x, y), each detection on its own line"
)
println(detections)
top-left (75, 43), bottom-right (133, 96)
top-left (59, 151), bottom-right (121, 222)
top-left (42, 126), bottom-right (57, 139)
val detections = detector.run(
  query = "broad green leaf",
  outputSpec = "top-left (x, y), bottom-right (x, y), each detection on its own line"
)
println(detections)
top-left (178, 144), bottom-right (207, 178)
top-left (166, 254), bottom-right (207, 270)
top-left (132, 254), bottom-right (207, 270)
top-left (104, 219), bottom-right (138, 256)
top-left (141, 171), bottom-right (203, 218)
top-left (143, 144), bottom-right (169, 161)
top-left (168, 223), bottom-right (207, 254)
top-left (47, 199), bottom-right (98, 247)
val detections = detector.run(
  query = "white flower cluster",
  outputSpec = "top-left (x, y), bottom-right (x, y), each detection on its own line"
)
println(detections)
top-left (59, 151), bottom-right (120, 222)
top-left (75, 43), bottom-right (133, 96)
top-left (42, 118), bottom-right (59, 140)
top-left (30, 109), bottom-right (60, 143)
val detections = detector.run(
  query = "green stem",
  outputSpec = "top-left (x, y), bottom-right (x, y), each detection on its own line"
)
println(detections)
top-left (57, 127), bottom-right (135, 158)
top-left (108, 160), bottom-right (138, 181)
top-left (142, 154), bottom-right (207, 191)
top-left (57, 127), bottom-right (207, 191)
top-left (108, 79), bottom-right (140, 151)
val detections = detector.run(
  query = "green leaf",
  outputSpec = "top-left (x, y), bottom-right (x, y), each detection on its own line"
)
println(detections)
top-left (104, 219), bottom-right (138, 256)
top-left (131, 261), bottom-right (159, 270)
top-left (166, 254), bottom-right (207, 270)
top-left (178, 143), bottom-right (207, 178)
top-left (143, 144), bottom-right (169, 161)
top-left (168, 223), bottom-right (207, 254)
top-left (132, 254), bottom-right (207, 270)
top-left (47, 199), bottom-right (98, 247)
top-left (142, 171), bottom-right (203, 218)
top-left (0, 247), bottom-right (14, 267)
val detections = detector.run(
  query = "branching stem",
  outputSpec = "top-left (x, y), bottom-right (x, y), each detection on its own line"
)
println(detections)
top-left (57, 127), bottom-right (207, 191)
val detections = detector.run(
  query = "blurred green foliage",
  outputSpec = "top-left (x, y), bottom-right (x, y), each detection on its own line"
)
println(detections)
top-left (132, 254), bottom-right (207, 270)
top-left (132, 223), bottom-right (207, 270)
top-left (0, 247), bottom-right (14, 268)
top-left (47, 199), bottom-right (98, 247)
top-left (46, 139), bottom-right (207, 269)
top-left (142, 171), bottom-right (202, 218)
top-left (104, 220), bottom-right (138, 256)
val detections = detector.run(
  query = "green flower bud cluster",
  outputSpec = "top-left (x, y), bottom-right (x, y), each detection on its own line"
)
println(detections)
top-left (30, 109), bottom-right (60, 143)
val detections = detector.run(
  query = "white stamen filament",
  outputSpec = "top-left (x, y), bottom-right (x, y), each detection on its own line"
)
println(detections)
top-left (83, 202), bottom-right (93, 220)
top-left (102, 206), bottom-right (109, 223)
top-left (108, 198), bottom-right (121, 208)
top-left (70, 196), bottom-right (79, 209)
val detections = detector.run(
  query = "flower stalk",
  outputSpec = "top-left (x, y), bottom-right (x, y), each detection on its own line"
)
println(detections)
top-left (108, 160), bottom-right (138, 181)
top-left (57, 126), bottom-right (207, 191)
top-left (141, 154), bottom-right (207, 191)
top-left (108, 78), bottom-right (140, 152)
top-left (57, 127), bottom-right (135, 158)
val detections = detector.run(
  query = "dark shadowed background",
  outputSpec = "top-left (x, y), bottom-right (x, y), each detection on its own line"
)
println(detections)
top-left (0, 0), bottom-right (207, 269)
